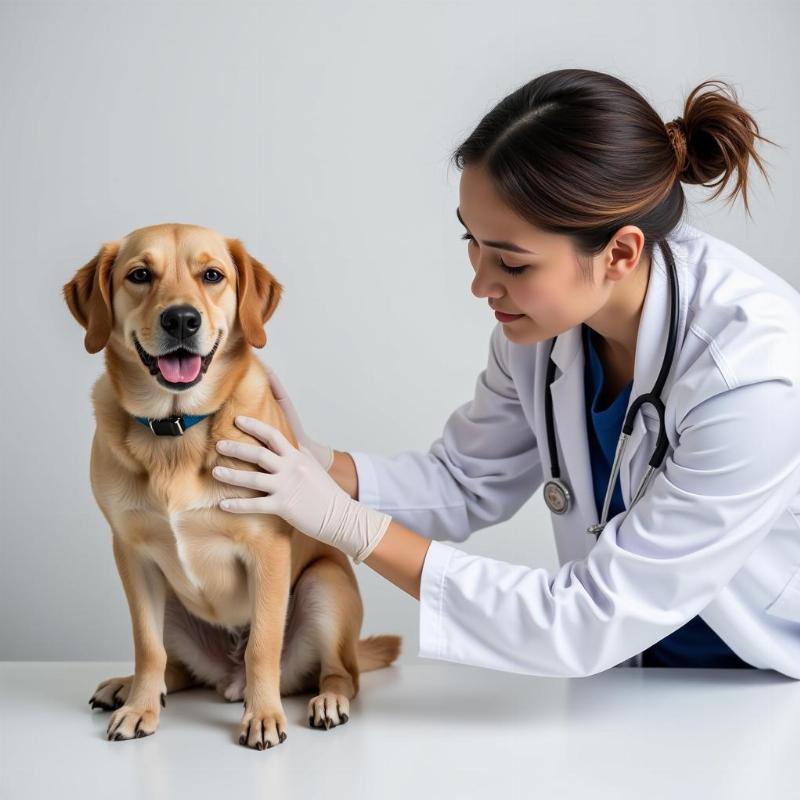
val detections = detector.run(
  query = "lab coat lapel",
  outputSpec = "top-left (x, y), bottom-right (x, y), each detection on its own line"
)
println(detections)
top-left (547, 235), bottom-right (684, 531)
top-left (548, 325), bottom-right (597, 536)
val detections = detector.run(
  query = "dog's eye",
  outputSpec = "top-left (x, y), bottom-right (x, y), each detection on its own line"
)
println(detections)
top-left (204, 269), bottom-right (224, 283)
top-left (127, 268), bottom-right (151, 284)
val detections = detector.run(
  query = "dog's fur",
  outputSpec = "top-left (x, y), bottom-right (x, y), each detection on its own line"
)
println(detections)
top-left (63, 222), bottom-right (401, 749)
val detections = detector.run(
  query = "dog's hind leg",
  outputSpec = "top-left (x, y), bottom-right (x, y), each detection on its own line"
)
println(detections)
top-left (287, 557), bottom-right (363, 731)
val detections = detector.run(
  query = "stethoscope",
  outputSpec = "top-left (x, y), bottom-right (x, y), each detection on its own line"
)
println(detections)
top-left (542, 238), bottom-right (679, 540)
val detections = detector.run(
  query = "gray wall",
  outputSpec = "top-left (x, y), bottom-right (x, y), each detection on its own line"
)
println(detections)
top-left (2, 0), bottom-right (798, 660)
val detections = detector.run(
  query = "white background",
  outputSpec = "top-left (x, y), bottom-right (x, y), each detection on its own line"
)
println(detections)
top-left (2, 0), bottom-right (798, 660)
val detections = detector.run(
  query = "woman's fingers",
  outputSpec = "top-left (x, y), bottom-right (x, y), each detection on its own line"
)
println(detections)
top-left (264, 371), bottom-right (305, 439)
top-left (265, 365), bottom-right (288, 402)
top-left (233, 416), bottom-right (293, 456)
top-left (212, 465), bottom-right (276, 493)
top-left (264, 366), bottom-right (293, 413)
top-left (212, 415), bottom-right (301, 516)
top-left (218, 496), bottom-right (276, 514)
top-left (215, 439), bottom-right (281, 472)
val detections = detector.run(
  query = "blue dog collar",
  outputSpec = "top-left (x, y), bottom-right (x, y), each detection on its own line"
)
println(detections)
top-left (134, 414), bottom-right (212, 437)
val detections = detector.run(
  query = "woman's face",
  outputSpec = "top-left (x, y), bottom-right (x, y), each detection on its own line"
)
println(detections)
top-left (458, 162), bottom-right (642, 347)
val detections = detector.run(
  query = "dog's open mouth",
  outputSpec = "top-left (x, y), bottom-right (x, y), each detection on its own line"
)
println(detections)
top-left (134, 330), bottom-right (222, 388)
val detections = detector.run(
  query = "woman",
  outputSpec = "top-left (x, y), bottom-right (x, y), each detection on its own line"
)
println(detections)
top-left (213, 68), bottom-right (800, 679)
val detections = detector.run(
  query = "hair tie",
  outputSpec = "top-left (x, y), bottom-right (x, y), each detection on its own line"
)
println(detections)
top-left (666, 117), bottom-right (689, 175)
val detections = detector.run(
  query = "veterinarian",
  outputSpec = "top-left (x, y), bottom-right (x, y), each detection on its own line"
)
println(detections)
top-left (213, 69), bottom-right (800, 679)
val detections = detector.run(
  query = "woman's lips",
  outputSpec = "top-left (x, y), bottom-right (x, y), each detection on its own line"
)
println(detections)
top-left (494, 310), bottom-right (525, 322)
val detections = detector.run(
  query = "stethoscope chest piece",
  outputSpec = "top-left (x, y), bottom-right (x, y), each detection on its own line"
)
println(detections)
top-left (543, 478), bottom-right (572, 514)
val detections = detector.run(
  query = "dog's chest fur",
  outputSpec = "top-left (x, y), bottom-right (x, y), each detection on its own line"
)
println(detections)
top-left (94, 425), bottom-right (269, 629)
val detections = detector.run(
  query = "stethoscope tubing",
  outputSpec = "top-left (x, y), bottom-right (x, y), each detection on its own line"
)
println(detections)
top-left (542, 238), bottom-right (680, 539)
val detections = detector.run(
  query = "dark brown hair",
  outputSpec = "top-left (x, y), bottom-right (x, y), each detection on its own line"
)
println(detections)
top-left (450, 69), bottom-right (777, 279)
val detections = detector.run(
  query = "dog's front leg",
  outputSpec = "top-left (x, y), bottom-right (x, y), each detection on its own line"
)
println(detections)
top-left (239, 533), bottom-right (291, 750)
top-left (105, 531), bottom-right (168, 741)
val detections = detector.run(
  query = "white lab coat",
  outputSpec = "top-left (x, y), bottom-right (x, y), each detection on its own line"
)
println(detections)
top-left (350, 220), bottom-right (800, 679)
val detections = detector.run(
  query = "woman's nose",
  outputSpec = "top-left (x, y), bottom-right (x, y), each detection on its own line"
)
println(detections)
top-left (470, 261), bottom-right (504, 300)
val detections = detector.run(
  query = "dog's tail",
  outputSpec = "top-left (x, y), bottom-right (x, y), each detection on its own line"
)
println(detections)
top-left (356, 634), bottom-right (402, 672)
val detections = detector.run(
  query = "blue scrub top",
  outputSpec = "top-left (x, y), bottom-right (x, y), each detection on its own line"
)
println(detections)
top-left (582, 323), bottom-right (754, 668)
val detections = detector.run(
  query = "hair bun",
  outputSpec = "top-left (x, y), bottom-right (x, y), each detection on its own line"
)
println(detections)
top-left (666, 117), bottom-right (689, 176)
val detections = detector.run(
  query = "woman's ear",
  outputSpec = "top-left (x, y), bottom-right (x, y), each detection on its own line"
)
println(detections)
top-left (226, 237), bottom-right (283, 349)
top-left (62, 241), bottom-right (121, 354)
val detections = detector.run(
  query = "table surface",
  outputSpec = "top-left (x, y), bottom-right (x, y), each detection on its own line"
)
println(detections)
top-left (1, 660), bottom-right (797, 799)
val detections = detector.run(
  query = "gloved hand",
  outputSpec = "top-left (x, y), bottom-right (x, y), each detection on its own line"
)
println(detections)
top-left (265, 365), bottom-right (334, 472)
top-left (213, 415), bottom-right (391, 564)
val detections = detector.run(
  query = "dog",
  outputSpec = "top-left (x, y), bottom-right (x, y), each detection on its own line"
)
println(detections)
top-left (62, 222), bottom-right (401, 749)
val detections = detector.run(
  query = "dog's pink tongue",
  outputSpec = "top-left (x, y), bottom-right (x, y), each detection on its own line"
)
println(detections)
top-left (157, 353), bottom-right (202, 383)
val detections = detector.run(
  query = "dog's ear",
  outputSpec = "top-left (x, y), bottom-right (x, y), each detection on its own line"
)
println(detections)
top-left (226, 238), bottom-right (283, 349)
top-left (62, 241), bottom-right (121, 354)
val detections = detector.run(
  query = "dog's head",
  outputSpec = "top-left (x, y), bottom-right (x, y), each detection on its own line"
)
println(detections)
top-left (62, 223), bottom-right (282, 392)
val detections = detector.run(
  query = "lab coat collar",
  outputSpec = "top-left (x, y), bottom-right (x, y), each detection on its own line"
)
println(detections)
top-left (547, 228), bottom-right (689, 530)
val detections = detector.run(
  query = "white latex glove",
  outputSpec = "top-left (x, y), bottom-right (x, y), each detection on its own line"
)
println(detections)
top-left (213, 415), bottom-right (391, 564)
top-left (265, 365), bottom-right (334, 471)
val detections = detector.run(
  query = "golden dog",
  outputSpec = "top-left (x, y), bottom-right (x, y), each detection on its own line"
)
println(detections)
top-left (63, 222), bottom-right (401, 749)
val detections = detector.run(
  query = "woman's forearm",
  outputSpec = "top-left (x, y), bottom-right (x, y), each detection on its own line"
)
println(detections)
top-left (361, 519), bottom-right (432, 600)
top-left (329, 449), bottom-right (359, 499)
top-left (329, 449), bottom-right (432, 598)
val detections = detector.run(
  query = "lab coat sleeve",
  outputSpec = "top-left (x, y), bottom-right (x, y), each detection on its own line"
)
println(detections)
top-left (417, 370), bottom-right (800, 677)
top-left (349, 323), bottom-right (543, 542)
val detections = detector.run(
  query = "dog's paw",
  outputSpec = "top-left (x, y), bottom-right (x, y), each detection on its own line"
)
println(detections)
top-left (215, 674), bottom-right (246, 703)
top-left (308, 691), bottom-right (350, 730)
top-left (238, 701), bottom-right (288, 750)
top-left (106, 700), bottom-right (162, 741)
top-left (89, 675), bottom-right (133, 711)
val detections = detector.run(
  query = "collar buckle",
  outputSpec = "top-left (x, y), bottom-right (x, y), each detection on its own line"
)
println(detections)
top-left (148, 416), bottom-right (186, 436)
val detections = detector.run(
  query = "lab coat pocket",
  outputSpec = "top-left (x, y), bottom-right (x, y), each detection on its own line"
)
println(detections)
top-left (764, 511), bottom-right (800, 624)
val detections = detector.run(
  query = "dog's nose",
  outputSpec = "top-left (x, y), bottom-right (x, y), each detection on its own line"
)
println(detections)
top-left (160, 304), bottom-right (202, 341)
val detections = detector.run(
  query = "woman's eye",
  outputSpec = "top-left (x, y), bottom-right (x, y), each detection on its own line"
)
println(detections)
top-left (497, 260), bottom-right (528, 276)
top-left (127, 267), bottom-right (151, 283)
top-left (203, 268), bottom-right (224, 283)
top-left (460, 232), bottom-right (530, 276)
